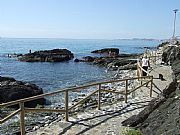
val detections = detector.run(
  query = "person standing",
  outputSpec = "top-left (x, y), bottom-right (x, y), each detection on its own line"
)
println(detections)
top-left (141, 55), bottom-right (150, 76)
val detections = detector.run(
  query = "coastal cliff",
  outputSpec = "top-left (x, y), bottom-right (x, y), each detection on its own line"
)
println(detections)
top-left (122, 41), bottom-right (180, 134)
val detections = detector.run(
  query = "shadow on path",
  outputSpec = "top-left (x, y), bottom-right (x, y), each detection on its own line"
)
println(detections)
top-left (58, 100), bottom-right (150, 135)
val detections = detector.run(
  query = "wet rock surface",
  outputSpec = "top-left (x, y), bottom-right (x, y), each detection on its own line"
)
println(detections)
top-left (18, 49), bottom-right (74, 62)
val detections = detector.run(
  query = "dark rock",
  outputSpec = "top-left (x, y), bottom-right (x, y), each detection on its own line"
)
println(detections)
top-left (172, 59), bottom-right (180, 80)
top-left (162, 81), bottom-right (177, 98)
top-left (157, 42), bottom-right (170, 48)
top-left (0, 76), bottom-right (16, 82)
top-left (74, 58), bottom-right (80, 62)
top-left (93, 58), bottom-right (106, 65)
top-left (138, 46), bottom-right (157, 50)
top-left (161, 45), bottom-right (180, 65)
top-left (82, 56), bottom-right (96, 62)
top-left (106, 59), bottom-right (137, 70)
top-left (91, 48), bottom-right (119, 56)
top-left (18, 49), bottom-right (74, 62)
top-left (118, 53), bottom-right (142, 58)
top-left (122, 81), bottom-right (176, 127)
top-left (0, 76), bottom-right (45, 107)
top-left (75, 54), bottom-right (138, 70)
top-left (122, 42), bottom-right (180, 134)
top-left (138, 96), bottom-right (179, 135)
top-left (122, 95), bottom-right (166, 127)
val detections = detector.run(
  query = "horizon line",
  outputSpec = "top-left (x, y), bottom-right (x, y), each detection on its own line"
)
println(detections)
top-left (0, 37), bottom-right (164, 40)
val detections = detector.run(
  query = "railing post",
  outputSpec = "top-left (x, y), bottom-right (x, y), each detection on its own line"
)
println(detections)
top-left (98, 84), bottom-right (101, 110)
top-left (65, 90), bottom-right (69, 121)
top-left (137, 62), bottom-right (139, 81)
top-left (155, 52), bottom-right (156, 65)
top-left (139, 63), bottom-right (142, 85)
top-left (19, 102), bottom-right (25, 135)
top-left (140, 76), bottom-right (143, 85)
top-left (125, 79), bottom-right (128, 103)
top-left (150, 76), bottom-right (153, 97)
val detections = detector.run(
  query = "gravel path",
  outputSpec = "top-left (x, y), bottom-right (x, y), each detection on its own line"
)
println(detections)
top-left (27, 59), bottom-right (173, 135)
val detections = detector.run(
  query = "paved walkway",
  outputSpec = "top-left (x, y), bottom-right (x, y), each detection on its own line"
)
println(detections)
top-left (27, 62), bottom-right (173, 135)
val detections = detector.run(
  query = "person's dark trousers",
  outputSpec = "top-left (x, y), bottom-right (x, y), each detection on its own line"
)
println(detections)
top-left (142, 66), bottom-right (148, 76)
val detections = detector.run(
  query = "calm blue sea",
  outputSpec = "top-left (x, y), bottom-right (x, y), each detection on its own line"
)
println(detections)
top-left (0, 38), bottom-right (160, 92)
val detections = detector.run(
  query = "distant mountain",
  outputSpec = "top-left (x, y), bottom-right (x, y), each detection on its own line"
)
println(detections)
top-left (131, 38), bottom-right (159, 41)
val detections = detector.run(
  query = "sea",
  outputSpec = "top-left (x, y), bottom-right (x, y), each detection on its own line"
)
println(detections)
top-left (0, 38), bottom-right (160, 93)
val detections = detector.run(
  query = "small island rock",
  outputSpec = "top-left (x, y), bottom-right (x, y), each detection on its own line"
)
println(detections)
top-left (91, 48), bottom-right (119, 56)
top-left (18, 49), bottom-right (74, 62)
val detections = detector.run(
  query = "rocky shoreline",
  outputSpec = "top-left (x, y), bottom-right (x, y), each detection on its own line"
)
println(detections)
top-left (0, 69), bottom-right (137, 135)
top-left (0, 76), bottom-right (45, 108)
top-left (25, 60), bottom-right (173, 135)
top-left (23, 43), bottom-right (178, 135)
top-left (0, 76), bottom-right (46, 135)
top-left (0, 48), bottom-right (143, 135)
top-left (122, 41), bottom-right (180, 134)
top-left (75, 48), bottom-right (141, 71)
top-left (1, 48), bottom-right (140, 134)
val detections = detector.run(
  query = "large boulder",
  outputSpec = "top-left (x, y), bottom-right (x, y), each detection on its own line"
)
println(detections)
top-left (91, 48), bottom-right (119, 56)
top-left (122, 95), bottom-right (166, 127)
top-left (0, 76), bottom-right (45, 107)
top-left (161, 42), bottom-right (180, 65)
top-left (172, 59), bottom-right (180, 80)
top-left (18, 49), bottom-right (74, 62)
top-left (121, 81), bottom-right (176, 127)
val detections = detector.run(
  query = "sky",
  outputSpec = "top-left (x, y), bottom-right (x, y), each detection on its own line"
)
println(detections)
top-left (0, 0), bottom-right (180, 39)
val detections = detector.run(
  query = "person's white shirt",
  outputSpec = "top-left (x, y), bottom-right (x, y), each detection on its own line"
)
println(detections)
top-left (142, 58), bottom-right (149, 67)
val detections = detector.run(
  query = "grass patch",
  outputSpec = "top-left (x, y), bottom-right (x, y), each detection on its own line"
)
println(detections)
top-left (122, 127), bottom-right (142, 135)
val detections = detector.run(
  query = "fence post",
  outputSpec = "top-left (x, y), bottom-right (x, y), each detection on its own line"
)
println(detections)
top-left (137, 62), bottom-right (140, 81)
top-left (65, 90), bottom-right (69, 121)
top-left (125, 79), bottom-right (128, 103)
top-left (19, 102), bottom-right (25, 135)
top-left (155, 52), bottom-right (156, 65)
top-left (150, 76), bottom-right (153, 97)
top-left (98, 84), bottom-right (101, 110)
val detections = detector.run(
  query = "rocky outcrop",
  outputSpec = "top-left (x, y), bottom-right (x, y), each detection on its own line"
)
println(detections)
top-left (161, 42), bottom-right (180, 80)
top-left (82, 56), bottom-right (97, 62)
top-left (122, 41), bottom-right (180, 134)
top-left (18, 49), bottom-right (74, 62)
top-left (93, 57), bottom-right (137, 70)
top-left (122, 81), bottom-right (176, 127)
top-left (0, 76), bottom-right (45, 107)
top-left (161, 41), bottom-right (180, 65)
top-left (91, 48), bottom-right (119, 56)
top-left (74, 50), bottom-right (140, 70)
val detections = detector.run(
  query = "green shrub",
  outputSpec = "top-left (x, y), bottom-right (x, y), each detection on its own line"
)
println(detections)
top-left (122, 127), bottom-right (142, 135)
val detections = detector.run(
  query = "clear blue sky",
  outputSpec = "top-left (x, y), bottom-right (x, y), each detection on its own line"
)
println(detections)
top-left (0, 0), bottom-right (179, 39)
